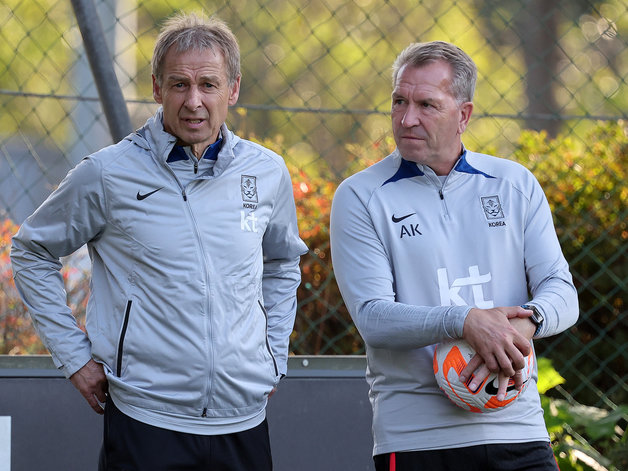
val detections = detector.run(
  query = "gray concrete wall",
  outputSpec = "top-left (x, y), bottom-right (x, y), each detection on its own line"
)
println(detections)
top-left (0, 356), bottom-right (374, 471)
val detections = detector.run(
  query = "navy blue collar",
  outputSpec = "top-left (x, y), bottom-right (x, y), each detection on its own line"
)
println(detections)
top-left (383, 146), bottom-right (494, 186)
top-left (382, 158), bottom-right (425, 185)
top-left (453, 149), bottom-right (494, 178)
top-left (167, 137), bottom-right (223, 163)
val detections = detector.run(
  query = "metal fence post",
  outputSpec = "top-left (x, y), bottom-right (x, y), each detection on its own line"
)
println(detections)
top-left (70, 0), bottom-right (133, 142)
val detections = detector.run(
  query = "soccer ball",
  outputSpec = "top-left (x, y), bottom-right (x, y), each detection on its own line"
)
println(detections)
top-left (433, 339), bottom-right (534, 413)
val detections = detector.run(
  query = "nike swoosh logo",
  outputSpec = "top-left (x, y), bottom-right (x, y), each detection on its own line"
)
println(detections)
top-left (136, 187), bottom-right (163, 200)
top-left (484, 377), bottom-right (523, 396)
top-left (391, 213), bottom-right (415, 223)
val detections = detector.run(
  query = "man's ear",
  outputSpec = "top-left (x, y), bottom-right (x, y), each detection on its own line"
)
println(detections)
top-left (458, 101), bottom-right (473, 134)
top-left (228, 75), bottom-right (241, 106)
top-left (152, 75), bottom-right (163, 104)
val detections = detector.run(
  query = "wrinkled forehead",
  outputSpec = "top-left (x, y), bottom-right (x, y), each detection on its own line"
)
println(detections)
top-left (395, 60), bottom-right (453, 85)
top-left (393, 62), bottom-right (454, 97)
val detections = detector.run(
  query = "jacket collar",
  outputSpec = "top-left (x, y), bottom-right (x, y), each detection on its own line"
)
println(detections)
top-left (130, 108), bottom-right (240, 177)
top-left (166, 137), bottom-right (223, 163)
top-left (384, 146), bottom-right (494, 186)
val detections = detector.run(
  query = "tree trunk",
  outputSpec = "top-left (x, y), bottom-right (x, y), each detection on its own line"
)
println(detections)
top-left (516, 0), bottom-right (561, 136)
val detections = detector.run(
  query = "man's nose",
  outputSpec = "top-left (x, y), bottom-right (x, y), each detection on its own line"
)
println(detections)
top-left (401, 104), bottom-right (420, 127)
top-left (184, 86), bottom-right (202, 110)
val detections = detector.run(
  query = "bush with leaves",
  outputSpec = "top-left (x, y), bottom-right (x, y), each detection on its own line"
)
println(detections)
top-left (539, 357), bottom-right (628, 471)
top-left (0, 219), bottom-right (89, 354)
top-left (0, 219), bottom-right (39, 354)
top-left (512, 121), bottom-right (627, 407)
top-left (288, 161), bottom-right (361, 354)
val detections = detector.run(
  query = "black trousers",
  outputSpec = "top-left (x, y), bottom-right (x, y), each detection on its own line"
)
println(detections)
top-left (374, 441), bottom-right (559, 471)
top-left (99, 399), bottom-right (272, 471)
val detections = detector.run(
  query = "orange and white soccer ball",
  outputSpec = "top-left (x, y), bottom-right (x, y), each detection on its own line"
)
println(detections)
top-left (433, 339), bottom-right (534, 413)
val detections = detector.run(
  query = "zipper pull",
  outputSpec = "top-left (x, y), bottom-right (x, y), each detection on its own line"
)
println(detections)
top-left (439, 189), bottom-right (444, 200)
top-left (201, 408), bottom-right (207, 418)
top-left (182, 189), bottom-right (187, 201)
top-left (194, 160), bottom-right (198, 174)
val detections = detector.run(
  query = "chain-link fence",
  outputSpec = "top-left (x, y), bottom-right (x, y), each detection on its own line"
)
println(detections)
top-left (1, 0), bottom-right (626, 441)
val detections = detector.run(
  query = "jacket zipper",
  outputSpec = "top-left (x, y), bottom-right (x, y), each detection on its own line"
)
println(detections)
top-left (434, 173), bottom-right (451, 220)
top-left (159, 154), bottom-right (212, 416)
top-left (178, 187), bottom-right (213, 416)
top-left (439, 188), bottom-right (451, 220)
top-left (116, 300), bottom-right (133, 377)
top-left (258, 300), bottom-right (279, 377)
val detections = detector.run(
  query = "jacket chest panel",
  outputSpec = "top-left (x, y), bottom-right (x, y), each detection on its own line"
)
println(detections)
top-left (378, 179), bottom-right (522, 244)
top-left (102, 171), bottom-right (271, 276)
top-left (374, 180), bottom-right (527, 306)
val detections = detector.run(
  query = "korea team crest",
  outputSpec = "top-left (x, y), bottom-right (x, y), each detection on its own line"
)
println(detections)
top-left (240, 175), bottom-right (259, 232)
top-left (481, 195), bottom-right (504, 219)
top-left (481, 195), bottom-right (506, 227)
top-left (241, 175), bottom-right (258, 203)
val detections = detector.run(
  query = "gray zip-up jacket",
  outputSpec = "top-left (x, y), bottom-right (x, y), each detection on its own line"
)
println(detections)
top-left (11, 110), bottom-right (308, 434)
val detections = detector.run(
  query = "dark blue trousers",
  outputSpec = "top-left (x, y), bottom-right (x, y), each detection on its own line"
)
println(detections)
top-left (374, 441), bottom-right (559, 471)
top-left (99, 399), bottom-right (272, 471)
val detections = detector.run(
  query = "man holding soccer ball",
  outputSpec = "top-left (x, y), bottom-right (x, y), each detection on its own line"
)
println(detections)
top-left (330, 41), bottom-right (578, 470)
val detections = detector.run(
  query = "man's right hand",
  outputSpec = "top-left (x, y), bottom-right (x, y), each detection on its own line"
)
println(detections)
top-left (461, 306), bottom-right (532, 378)
top-left (69, 359), bottom-right (108, 414)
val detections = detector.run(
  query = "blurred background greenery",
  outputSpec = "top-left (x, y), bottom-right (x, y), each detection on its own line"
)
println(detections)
top-left (0, 1), bottom-right (625, 468)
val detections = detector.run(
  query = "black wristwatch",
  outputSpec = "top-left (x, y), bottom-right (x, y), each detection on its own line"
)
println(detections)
top-left (521, 304), bottom-right (544, 337)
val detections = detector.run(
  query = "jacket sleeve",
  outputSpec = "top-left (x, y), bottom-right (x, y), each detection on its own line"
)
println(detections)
top-left (522, 173), bottom-right (579, 338)
top-left (330, 179), bottom-right (469, 350)
top-left (10, 157), bottom-right (107, 377)
top-left (261, 163), bottom-right (308, 377)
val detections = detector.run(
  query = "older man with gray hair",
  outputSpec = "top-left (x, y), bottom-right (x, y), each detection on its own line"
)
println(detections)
top-left (12, 12), bottom-right (307, 470)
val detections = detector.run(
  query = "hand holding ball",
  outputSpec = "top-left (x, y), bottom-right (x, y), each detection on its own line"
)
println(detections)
top-left (433, 339), bottom-right (534, 413)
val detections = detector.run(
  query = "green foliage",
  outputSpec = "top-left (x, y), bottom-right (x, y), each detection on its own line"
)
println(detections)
top-left (536, 357), bottom-right (566, 394)
top-left (539, 358), bottom-right (628, 471)
top-left (5, 0), bottom-right (626, 162)
top-left (512, 121), bottom-right (627, 407)
top-left (0, 0), bottom-right (75, 139)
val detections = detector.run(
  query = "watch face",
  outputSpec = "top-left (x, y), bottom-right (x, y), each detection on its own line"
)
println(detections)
top-left (523, 305), bottom-right (543, 325)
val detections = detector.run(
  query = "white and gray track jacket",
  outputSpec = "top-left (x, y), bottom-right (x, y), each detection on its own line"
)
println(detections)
top-left (330, 148), bottom-right (578, 455)
top-left (11, 110), bottom-right (308, 434)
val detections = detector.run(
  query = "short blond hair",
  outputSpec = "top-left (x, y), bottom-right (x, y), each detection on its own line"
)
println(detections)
top-left (392, 41), bottom-right (477, 103)
top-left (152, 12), bottom-right (240, 86)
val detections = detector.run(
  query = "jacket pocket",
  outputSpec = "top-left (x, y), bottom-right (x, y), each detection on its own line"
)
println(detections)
top-left (116, 300), bottom-right (133, 377)
top-left (258, 300), bottom-right (279, 377)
